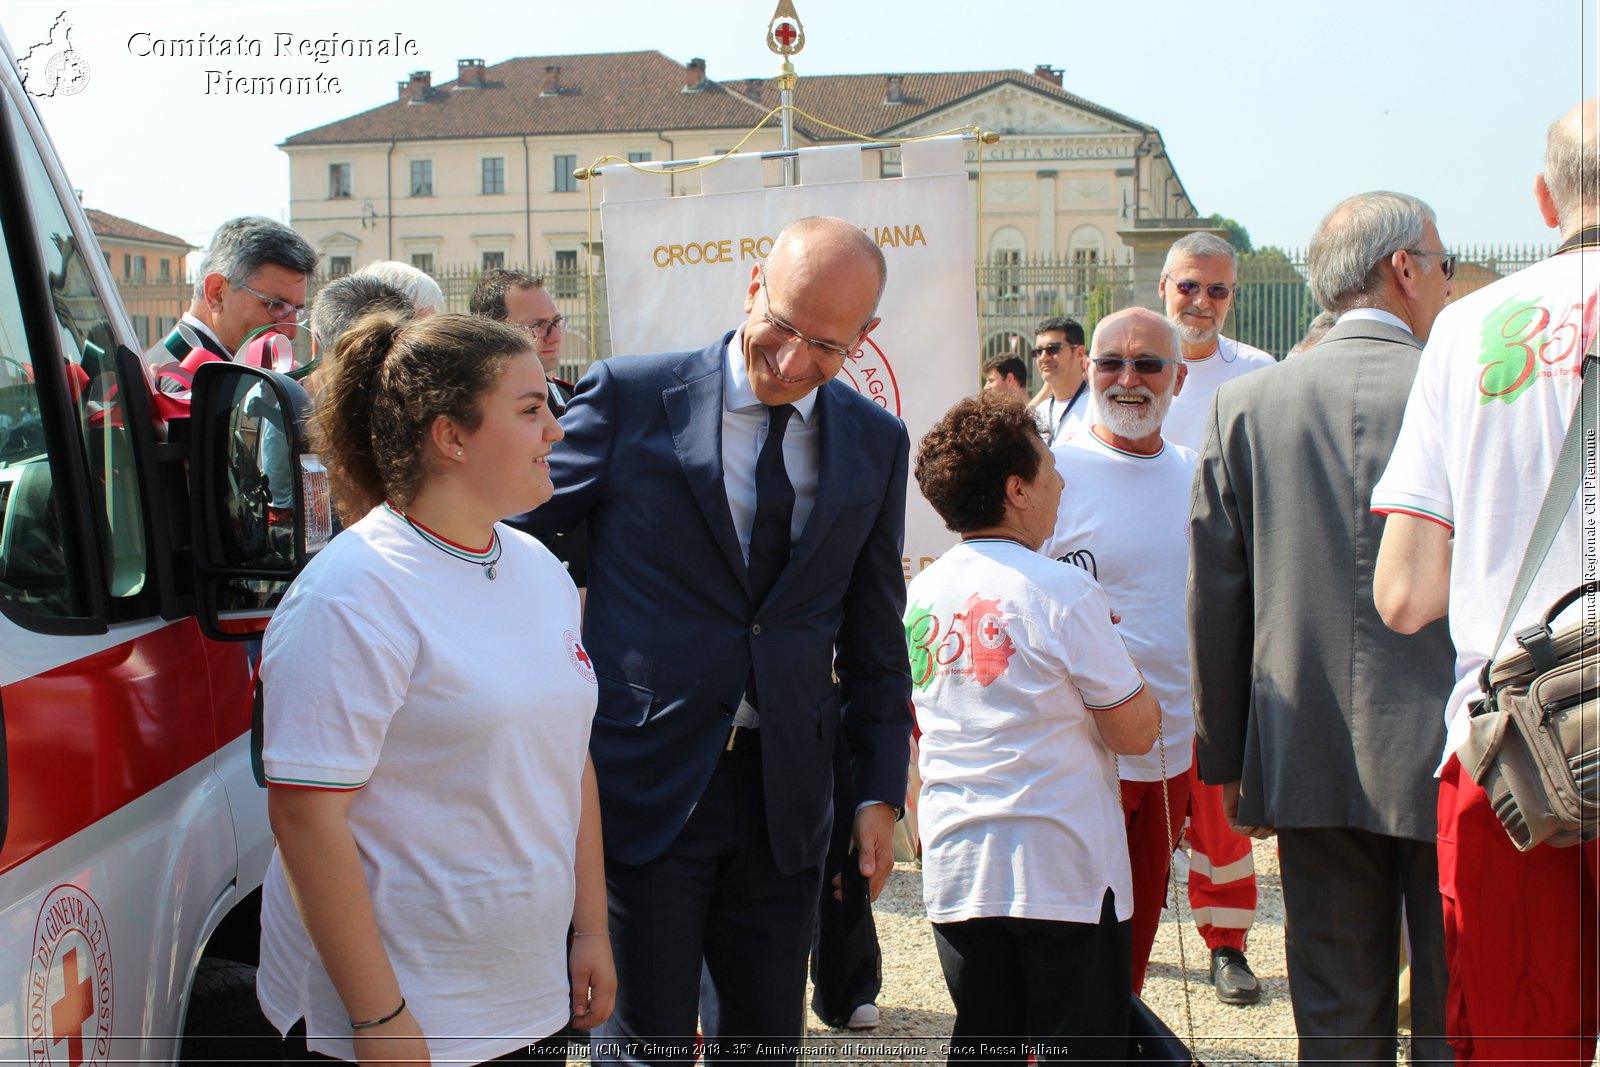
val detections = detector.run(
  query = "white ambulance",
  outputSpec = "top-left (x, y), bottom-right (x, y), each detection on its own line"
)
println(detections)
top-left (0, 28), bottom-right (325, 1066)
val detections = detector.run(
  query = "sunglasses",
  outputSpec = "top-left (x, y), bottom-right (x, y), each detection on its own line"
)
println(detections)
top-left (1091, 356), bottom-right (1180, 375)
top-left (1032, 341), bottom-right (1077, 358)
top-left (1167, 277), bottom-right (1234, 301)
top-left (1406, 249), bottom-right (1457, 281)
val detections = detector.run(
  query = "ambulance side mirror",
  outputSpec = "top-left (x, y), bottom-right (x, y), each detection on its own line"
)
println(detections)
top-left (187, 362), bottom-right (331, 642)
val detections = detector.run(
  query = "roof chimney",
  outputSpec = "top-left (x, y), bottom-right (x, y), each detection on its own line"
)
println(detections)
top-left (456, 58), bottom-right (485, 89)
top-left (1033, 64), bottom-right (1063, 87)
top-left (541, 65), bottom-right (562, 96)
top-left (742, 77), bottom-right (763, 100)
top-left (884, 74), bottom-right (904, 105)
top-left (683, 57), bottom-right (707, 93)
top-left (398, 70), bottom-right (432, 102)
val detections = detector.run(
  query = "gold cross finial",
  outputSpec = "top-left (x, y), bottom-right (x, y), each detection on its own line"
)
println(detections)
top-left (767, 0), bottom-right (805, 56)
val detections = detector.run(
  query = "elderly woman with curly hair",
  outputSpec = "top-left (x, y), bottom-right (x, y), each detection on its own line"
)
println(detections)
top-left (907, 393), bottom-right (1159, 1066)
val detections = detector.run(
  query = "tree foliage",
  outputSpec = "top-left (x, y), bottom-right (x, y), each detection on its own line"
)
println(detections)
top-left (1206, 213), bottom-right (1254, 255)
top-left (1231, 245), bottom-right (1317, 358)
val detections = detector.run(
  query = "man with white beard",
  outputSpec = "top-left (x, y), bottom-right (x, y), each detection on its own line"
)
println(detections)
top-left (1041, 306), bottom-right (1194, 996)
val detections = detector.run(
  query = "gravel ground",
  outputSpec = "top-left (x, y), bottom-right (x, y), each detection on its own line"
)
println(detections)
top-left (796, 839), bottom-right (1368, 1066)
top-left (567, 839), bottom-right (1412, 1065)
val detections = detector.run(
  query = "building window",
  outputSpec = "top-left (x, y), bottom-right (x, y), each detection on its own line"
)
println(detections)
top-left (482, 157), bottom-right (505, 195)
top-left (627, 151), bottom-right (652, 164)
top-left (329, 256), bottom-right (352, 278)
top-left (158, 258), bottom-right (171, 282)
top-left (481, 251), bottom-right (505, 271)
top-left (554, 154), bottom-right (578, 193)
top-left (124, 254), bottom-right (146, 282)
top-left (410, 160), bottom-right (433, 197)
top-left (553, 249), bottom-right (579, 296)
top-left (328, 162), bottom-right (352, 199)
top-left (410, 253), bottom-right (434, 275)
top-left (130, 314), bottom-right (149, 345)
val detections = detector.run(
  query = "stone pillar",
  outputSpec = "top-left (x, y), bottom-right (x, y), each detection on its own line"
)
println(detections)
top-left (1116, 223), bottom-right (1225, 311)
top-left (1037, 170), bottom-right (1057, 253)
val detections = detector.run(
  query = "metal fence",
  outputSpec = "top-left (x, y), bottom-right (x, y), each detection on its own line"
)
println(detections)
top-left (113, 243), bottom-right (1552, 376)
top-left (976, 243), bottom-right (1553, 361)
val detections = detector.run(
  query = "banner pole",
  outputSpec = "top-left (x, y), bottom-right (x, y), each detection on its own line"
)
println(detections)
top-left (766, 1), bottom-right (805, 188)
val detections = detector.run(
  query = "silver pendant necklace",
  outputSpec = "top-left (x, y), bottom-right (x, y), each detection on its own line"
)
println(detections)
top-left (384, 502), bottom-right (502, 580)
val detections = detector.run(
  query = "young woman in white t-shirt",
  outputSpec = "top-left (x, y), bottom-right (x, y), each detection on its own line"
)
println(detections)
top-left (256, 312), bottom-right (613, 1065)
top-left (909, 394), bottom-right (1159, 1065)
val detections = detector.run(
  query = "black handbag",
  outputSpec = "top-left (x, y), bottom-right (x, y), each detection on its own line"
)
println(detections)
top-left (1129, 994), bottom-right (1203, 1063)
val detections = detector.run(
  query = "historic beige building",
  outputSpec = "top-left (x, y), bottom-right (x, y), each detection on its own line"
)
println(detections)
top-left (85, 208), bottom-right (193, 348)
top-left (282, 51), bottom-right (1205, 358)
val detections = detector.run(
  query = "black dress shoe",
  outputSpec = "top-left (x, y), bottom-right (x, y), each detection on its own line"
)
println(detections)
top-left (1209, 946), bottom-right (1261, 1005)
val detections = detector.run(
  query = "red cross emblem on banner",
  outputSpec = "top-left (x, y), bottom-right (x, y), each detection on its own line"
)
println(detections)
top-left (774, 21), bottom-right (797, 47)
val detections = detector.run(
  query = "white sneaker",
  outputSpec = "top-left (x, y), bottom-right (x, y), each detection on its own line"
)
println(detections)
top-left (846, 1003), bottom-right (880, 1030)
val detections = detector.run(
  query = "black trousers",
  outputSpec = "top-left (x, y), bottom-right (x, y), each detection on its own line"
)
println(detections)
top-left (599, 743), bottom-right (823, 1067)
top-left (931, 890), bottom-right (1131, 1066)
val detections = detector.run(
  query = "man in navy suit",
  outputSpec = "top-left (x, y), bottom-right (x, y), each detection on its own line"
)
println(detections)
top-left (519, 216), bottom-right (913, 1065)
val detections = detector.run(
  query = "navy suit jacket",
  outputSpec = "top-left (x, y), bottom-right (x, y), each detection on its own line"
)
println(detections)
top-left (519, 334), bottom-right (913, 875)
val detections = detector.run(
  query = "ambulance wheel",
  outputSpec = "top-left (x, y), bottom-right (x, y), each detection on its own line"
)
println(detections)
top-left (179, 958), bottom-right (281, 1064)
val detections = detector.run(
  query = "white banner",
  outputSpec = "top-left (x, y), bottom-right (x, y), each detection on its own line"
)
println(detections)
top-left (598, 141), bottom-right (974, 579)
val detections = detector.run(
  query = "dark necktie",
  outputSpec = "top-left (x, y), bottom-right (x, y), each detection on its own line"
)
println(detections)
top-left (745, 405), bottom-right (794, 713)
top-left (747, 403), bottom-right (795, 606)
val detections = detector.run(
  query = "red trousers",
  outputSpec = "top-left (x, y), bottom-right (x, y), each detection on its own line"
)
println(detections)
top-left (1185, 758), bottom-right (1255, 952)
top-left (1122, 774), bottom-right (1192, 993)
top-left (1438, 756), bottom-right (1600, 1064)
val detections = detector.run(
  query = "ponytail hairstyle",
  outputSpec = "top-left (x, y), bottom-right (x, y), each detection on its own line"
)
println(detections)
top-left (312, 311), bottom-right (534, 524)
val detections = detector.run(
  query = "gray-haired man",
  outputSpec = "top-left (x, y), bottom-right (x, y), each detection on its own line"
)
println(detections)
top-left (1191, 191), bottom-right (1456, 1064)
top-left (146, 215), bottom-right (317, 376)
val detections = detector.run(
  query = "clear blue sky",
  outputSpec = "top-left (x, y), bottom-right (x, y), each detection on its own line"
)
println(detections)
top-left (5, 0), bottom-right (1595, 255)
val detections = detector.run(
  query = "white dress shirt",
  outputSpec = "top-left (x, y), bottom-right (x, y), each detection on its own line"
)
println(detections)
top-left (721, 328), bottom-right (821, 560)
top-left (1337, 307), bottom-right (1414, 334)
top-left (722, 329), bottom-right (821, 728)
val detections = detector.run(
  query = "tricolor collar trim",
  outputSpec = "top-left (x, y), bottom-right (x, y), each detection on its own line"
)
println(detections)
top-left (383, 501), bottom-right (497, 560)
top-left (960, 537), bottom-right (1031, 549)
top-left (1090, 426), bottom-right (1165, 459)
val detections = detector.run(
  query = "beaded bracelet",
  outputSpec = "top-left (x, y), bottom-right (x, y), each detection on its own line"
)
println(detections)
top-left (350, 998), bottom-right (407, 1031)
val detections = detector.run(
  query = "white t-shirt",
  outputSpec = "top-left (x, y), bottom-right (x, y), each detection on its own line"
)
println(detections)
top-left (1042, 430), bottom-right (1196, 781)
top-left (1373, 248), bottom-right (1600, 769)
top-left (909, 538), bottom-right (1145, 925)
top-left (1162, 336), bottom-right (1276, 453)
top-left (256, 504), bottom-right (596, 1062)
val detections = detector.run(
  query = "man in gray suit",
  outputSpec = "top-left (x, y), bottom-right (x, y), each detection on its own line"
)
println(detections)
top-left (1188, 190), bottom-right (1457, 1065)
